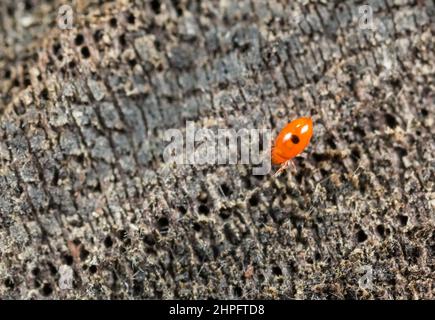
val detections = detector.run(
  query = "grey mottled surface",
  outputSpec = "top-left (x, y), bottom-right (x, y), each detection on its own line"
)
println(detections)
top-left (0, 0), bottom-right (434, 299)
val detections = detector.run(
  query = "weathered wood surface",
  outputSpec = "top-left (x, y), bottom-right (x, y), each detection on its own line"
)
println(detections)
top-left (0, 0), bottom-right (434, 299)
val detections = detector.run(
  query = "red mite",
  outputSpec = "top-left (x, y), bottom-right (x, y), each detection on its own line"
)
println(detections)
top-left (272, 117), bottom-right (313, 176)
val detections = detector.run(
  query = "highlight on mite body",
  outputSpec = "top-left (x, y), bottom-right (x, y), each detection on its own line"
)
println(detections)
top-left (272, 117), bottom-right (313, 166)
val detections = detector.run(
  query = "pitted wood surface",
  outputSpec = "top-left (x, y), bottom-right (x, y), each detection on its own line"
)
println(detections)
top-left (0, 0), bottom-right (434, 299)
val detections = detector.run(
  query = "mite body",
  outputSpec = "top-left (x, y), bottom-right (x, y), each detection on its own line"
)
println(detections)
top-left (272, 117), bottom-right (313, 175)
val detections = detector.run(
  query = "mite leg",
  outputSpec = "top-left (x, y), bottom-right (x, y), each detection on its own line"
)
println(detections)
top-left (273, 159), bottom-right (295, 178)
top-left (289, 159), bottom-right (296, 171)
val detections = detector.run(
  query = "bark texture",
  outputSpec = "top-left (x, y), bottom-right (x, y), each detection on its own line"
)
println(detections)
top-left (0, 0), bottom-right (434, 299)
